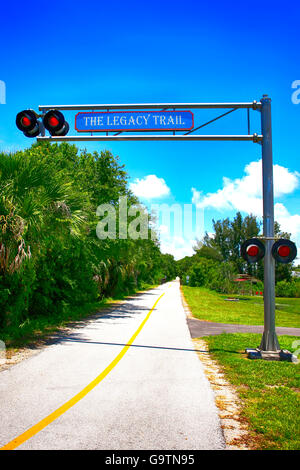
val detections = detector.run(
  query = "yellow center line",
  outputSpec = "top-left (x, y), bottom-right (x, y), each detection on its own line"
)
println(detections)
top-left (1, 291), bottom-right (165, 450)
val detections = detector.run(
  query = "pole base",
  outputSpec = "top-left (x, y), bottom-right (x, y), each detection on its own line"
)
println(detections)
top-left (259, 331), bottom-right (280, 352)
top-left (245, 348), bottom-right (298, 363)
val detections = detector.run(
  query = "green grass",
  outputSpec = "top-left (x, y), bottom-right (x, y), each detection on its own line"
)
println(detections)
top-left (182, 286), bottom-right (300, 449)
top-left (0, 300), bottom-right (109, 349)
top-left (182, 286), bottom-right (300, 328)
top-left (203, 333), bottom-right (300, 450)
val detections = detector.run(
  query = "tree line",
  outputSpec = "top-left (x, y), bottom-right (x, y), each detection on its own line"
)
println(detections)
top-left (1, 142), bottom-right (298, 342)
top-left (0, 143), bottom-right (177, 338)
top-left (177, 212), bottom-right (300, 297)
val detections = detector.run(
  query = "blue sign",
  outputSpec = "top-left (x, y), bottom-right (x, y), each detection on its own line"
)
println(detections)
top-left (75, 110), bottom-right (194, 132)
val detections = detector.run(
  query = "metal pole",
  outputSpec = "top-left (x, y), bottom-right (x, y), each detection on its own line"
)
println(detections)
top-left (259, 95), bottom-right (280, 352)
top-left (38, 101), bottom-right (261, 111)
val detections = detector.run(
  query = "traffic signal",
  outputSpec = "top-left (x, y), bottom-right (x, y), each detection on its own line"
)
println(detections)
top-left (241, 238), bottom-right (265, 263)
top-left (43, 110), bottom-right (69, 136)
top-left (272, 239), bottom-right (297, 264)
top-left (16, 110), bottom-right (42, 137)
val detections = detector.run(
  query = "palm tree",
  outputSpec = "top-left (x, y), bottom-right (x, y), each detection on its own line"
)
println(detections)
top-left (0, 150), bottom-right (88, 272)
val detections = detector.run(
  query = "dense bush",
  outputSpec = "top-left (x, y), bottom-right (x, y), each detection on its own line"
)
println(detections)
top-left (189, 259), bottom-right (217, 287)
top-left (275, 279), bottom-right (300, 298)
top-left (0, 143), bottom-right (176, 334)
top-left (183, 259), bottom-right (239, 294)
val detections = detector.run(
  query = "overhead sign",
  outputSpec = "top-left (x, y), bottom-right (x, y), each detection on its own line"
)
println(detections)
top-left (75, 110), bottom-right (194, 132)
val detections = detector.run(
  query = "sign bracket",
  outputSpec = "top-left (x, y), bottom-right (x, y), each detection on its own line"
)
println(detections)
top-left (184, 108), bottom-right (237, 135)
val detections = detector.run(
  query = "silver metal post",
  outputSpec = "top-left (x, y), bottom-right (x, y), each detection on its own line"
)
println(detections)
top-left (38, 101), bottom-right (261, 111)
top-left (37, 134), bottom-right (262, 142)
top-left (259, 95), bottom-right (280, 352)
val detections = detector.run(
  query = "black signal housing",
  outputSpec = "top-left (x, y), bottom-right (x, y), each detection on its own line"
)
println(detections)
top-left (16, 110), bottom-right (41, 137)
top-left (241, 238), bottom-right (265, 263)
top-left (271, 239), bottom-right (297, 264)
top-left (43, 110), bottom-right (69, 136)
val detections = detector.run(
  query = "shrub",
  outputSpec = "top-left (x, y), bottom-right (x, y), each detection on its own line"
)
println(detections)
top-left (208, 261), bottom-right (238, 294)
top-left (275, 280), bottom-right (299, 298)
top-left (189, 259), bottom-right (217, 287)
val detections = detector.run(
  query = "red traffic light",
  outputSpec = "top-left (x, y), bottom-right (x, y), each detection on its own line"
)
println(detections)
top-left (16, 110), bottom-right (41, 137)
top-left (278, 245), bottom-right (290, 257)
top-left (241, 238), bottom-right (265, 263)
top-left (272, 239), bottom-right (297, 264)
top-left (43, 110), bottom-right (69, 136)
top-left (48, 116), bottom-right (60, 127)
top-left (21, 116), bottom-right (32, 128)
top-left (247, 245), bottom-right (259, 257)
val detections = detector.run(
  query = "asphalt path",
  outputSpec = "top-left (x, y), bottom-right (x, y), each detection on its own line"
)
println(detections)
top-left (0, 281), bottom-right (225, 450)
top-left (187, 318), bottom-right (300, 338)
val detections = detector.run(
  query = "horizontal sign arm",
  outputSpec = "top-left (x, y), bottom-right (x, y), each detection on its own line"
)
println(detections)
top-left (37, 134), bottom-right (262, 142)
top-left (39, 101), bottom-right (261, 111)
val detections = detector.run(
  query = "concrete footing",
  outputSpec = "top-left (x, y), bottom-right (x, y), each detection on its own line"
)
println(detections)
top-left (245, 348), bottom-right (298, 362)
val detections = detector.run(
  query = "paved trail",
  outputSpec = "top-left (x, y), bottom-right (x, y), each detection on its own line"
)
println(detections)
top-left (0, 281), bottom-right (225, 450)
top-left (187, 317), bottom-right (300, 338)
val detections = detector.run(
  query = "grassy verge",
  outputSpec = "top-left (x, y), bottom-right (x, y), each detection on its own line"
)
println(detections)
top-left (182, 286), bottom-right (300, 327)
top-left (202, 333), bottom-right (300, 450)
top-left (0, 282), bottom-right (158, 350)
top-left (182, 286), bottom-right (300, 449)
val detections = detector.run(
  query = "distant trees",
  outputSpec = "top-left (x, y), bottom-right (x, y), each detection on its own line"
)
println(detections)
top-left (177, 211), bottom-right (297, 296)
top-left (159, 253), bottom-right (177, 282)
top-left (201, 212), bottom-right (261, 274)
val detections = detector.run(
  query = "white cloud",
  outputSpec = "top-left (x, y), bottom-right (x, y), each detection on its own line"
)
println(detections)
top-left (274, 203), bottom-right (300, 260)
top-left (275, 204), bottom-right (300, 238)
top-left (192, 159), bottom-right (300, 217)
top-left (129, 174), bottom-right (170, 200)
top-left (192, 159), bottom-right (300, 261)
top-left (158, 224), bottom-right (169, 234)
top-left (160, 234), bottom-right (196, 260)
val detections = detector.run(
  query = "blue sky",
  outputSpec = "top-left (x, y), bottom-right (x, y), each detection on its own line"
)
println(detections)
top-left (0, 0), bottom-right (299, 259)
